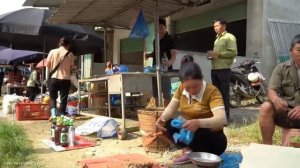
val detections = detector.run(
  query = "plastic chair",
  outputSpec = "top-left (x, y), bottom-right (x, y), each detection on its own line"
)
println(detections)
top-left (281, 128), bottom-right (300, 146)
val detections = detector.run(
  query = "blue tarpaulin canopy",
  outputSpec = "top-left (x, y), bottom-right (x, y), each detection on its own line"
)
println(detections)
top-left (0, 45), bottom-right (43, 64)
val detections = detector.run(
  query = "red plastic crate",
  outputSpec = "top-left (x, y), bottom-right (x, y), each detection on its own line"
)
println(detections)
top-left (15, 103), bottom-right (50, 121)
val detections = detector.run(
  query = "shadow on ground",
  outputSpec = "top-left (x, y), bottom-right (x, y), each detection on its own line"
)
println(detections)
top-left (230, 105), bottom-right (259, 127)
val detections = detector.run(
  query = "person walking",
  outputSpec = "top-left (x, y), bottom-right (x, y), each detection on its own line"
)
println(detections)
top-left (47, 37), bottom-right (74, 116)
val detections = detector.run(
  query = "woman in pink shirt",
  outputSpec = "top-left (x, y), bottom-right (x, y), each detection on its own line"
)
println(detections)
top-left (47, 37), bottom-right (74, 116)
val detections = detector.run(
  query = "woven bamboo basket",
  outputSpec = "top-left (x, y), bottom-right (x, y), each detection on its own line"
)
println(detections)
top-left (137, 108), bottom-right (170, 152)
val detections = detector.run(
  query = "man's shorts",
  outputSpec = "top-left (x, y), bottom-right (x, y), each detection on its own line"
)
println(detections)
top-left (274, 107), bottom-right (300, 128)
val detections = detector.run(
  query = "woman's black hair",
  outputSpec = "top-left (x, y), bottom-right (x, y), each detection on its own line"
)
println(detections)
top-left (59, 36), bottom-right (71, 47)
top-left (290, 34), bottom-right (300, 51)
top-left (181, 55), bottom-right (194, 65)
top-left (179, 62), bottom-right (203, 82)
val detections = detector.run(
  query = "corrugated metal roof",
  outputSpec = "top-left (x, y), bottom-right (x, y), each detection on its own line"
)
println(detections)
top-left (49, 0), bottom-right (193, 28)
top-left (23, 0), bottom-right (63, 7)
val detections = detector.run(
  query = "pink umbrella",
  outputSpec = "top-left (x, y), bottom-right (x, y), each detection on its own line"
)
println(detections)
top-left (36, 58), bottom-right (47, 68)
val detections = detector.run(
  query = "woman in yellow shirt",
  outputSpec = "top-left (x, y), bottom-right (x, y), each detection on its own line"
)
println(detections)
top-left (156, 62), bottom-right (227, 165)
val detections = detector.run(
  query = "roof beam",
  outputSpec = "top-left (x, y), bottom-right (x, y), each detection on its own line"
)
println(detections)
top-left (101, 0), bottom-right (146, 23)
top-left (70, 20), bottom-right (129, 29)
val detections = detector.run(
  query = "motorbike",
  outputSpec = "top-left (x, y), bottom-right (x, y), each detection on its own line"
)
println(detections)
top-left (230, 53), bottom-right (268, 108)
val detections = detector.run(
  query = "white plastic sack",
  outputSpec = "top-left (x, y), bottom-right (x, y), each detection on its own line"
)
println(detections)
top-left (1, 94), bottom-right (25, 117)
top-left (70, 75), bottom-right (78, 89)
top-left (75, 116), bottom-right (118, 138)
top-left (66, 106), bottom-right (78, 115)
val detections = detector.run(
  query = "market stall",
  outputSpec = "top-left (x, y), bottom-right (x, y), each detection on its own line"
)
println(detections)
top-left (49, 0), bottom-right (195, 107)
top-left (48, 0), bottom-right (203, 135)
top-left (78, 72), bottom-right (179, 130)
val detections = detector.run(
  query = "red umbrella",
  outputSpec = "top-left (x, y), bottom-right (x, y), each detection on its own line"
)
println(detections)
top-left (36, 58), bottom-right (47, 68)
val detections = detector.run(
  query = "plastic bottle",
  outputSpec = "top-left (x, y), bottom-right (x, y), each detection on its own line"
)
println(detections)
top-left (54, 117), bottom-right (62, 145)
top-left (54, 117), bottom-right (63, 145)
top-left (60, 118), bottom-right (69, 147)
top-left (161, 53), bottom-right (168, 72)
top-left (68, 119), bottom-right (75, 147)
top-left (50, 117), bottom-right (56, 141)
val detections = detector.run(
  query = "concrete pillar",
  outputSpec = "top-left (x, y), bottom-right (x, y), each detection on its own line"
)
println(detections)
top-left (246, 0), bottom-right (263, 59)
top-left (166, 16), bottom-right (172, 34)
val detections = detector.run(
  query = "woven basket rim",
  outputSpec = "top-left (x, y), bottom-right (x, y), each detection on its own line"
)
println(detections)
top-left (138, 107), bottom-right (164, 111)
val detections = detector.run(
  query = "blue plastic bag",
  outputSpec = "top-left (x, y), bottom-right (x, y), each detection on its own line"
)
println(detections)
top-left (144, 66), bottom-right (155, 73)
top-left (111, 95), bottom-right (121, 106)
top-left (113, 66), bottom-right (121, 73)
top-left (220, 153), bottom-right (243, 168)
top-left (171, 117), bottom-right (194, 145)
top-left (119, 65), bottom-right (128, 72)
top-left (129, 10), bottom-right (149, 39)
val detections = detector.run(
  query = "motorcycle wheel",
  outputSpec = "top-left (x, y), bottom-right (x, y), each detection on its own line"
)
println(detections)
top-left (256, 82), bottom-right (268, 104)
top-left (229, 82), bottom-right (241, 108)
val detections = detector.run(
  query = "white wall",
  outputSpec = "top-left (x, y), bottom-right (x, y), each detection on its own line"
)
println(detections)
top-left (113, 29), bottom-right (131, 64)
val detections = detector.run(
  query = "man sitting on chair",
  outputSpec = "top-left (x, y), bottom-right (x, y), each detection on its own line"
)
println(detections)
top-left (259, 34), bottom-right (300, 144)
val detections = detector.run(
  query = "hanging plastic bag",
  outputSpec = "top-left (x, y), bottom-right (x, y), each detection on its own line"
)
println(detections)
top-left (129, 9), bottom-right (149, 39)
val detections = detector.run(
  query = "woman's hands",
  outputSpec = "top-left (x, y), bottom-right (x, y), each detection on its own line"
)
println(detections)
top-left (156, 117), bottom-right (201, 133)
top-left (156, 116), bottom-right (167, 132)
top-left (182, 119), bottom-right (200, 133)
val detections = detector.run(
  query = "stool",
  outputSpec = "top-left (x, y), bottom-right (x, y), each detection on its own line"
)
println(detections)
top-left (281, 128), bottom-right (300, 146)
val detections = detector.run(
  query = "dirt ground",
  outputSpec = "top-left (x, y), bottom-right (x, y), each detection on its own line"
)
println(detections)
top-left (2, 105), bottom-right (259, 168)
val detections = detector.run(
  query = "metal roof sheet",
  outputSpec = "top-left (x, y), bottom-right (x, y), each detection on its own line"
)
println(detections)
top-left (49, 0), bottom-right (191, 28)
top-left (23, 0), bottom-right (64, 7)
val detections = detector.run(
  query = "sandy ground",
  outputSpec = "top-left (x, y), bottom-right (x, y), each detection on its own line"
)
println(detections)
top-left (1, 105), bottom-right (259, 168)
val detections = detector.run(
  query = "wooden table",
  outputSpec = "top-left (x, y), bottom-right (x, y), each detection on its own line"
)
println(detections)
top-left (78, 72), bottom-right (179, 130)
